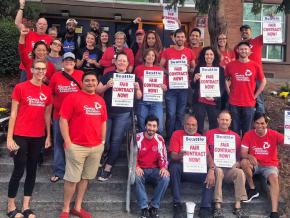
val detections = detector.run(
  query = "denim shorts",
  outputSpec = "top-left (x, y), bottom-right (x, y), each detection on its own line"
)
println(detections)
top-left (254, 165), bottom-right (279, 179)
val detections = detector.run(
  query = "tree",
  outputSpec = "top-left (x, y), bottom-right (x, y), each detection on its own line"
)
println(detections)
top-left (170, 0), bottom-right (290, 49)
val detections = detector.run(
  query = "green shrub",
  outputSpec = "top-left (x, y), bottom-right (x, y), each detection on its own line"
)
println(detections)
top-left (0, 18), bottom-right (19, 77)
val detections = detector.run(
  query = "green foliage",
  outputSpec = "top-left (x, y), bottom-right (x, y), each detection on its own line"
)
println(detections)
top-left (0, 18), bottom-right (20, 77)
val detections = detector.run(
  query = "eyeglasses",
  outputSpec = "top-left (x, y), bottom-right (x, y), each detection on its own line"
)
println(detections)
top-left (52, 42), bottom-right (62, 47)
top-left (34, 67), bottom-right (46, 71)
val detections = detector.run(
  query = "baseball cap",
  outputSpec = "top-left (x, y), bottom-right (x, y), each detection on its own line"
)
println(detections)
top-left (63, 52), bottom-right (75, 60)
top-left (135, 29), bottom-right (145, 36)
top-left (240, 24), bottom-right (251, 31)
top-left (66, 18), bottom-right (78, 25)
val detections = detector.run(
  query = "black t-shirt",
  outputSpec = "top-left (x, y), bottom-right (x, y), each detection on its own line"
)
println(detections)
top-left (76, 47), bottom-right (103, 73)
top-left (100, 71), bottom-right (138, 114)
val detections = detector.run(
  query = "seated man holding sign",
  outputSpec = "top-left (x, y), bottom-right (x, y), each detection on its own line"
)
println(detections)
top-left (240, 113), bottom-right (288, 218)
top-left (168, 114), bottom-right (215, 218)
top-left (205, 110), bottom-right (248, 218)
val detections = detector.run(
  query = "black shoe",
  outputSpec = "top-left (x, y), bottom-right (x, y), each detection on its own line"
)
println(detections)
top-left (141, 207), bottom-right (150, 218)
top-left (149, 206), bottom-right (159, 218)
top-left (173, 203), bottom-right (184, 218)
top-left (97, 169), bottom-right (112, 181)
top-left (198, 207), bottom-right (212, 218)
top-left (243, 188), bottom-right (259, 202)
top-left (233, 208), bottom-right (249, 218)
top-left (269, 212), bottom-right (279, 218)
top-left (213, 208), bottom-right (224, 218)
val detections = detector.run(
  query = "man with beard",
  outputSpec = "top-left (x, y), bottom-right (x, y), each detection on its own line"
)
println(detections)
top-left (80, 19), bottom-right (101, 48)
top-left (225, 41), bottom-right (266, 136)
top-left (60, 18), bottom-right (81, 55)
top-left (134, 115), bottom-right (170, 218)
top-left (160, 28), bottom-right (195, 140)
top-left (188, 27), bottom-right (203, 59)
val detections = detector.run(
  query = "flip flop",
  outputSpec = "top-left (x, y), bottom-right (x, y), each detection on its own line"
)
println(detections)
top-left (22, 209), bottom-right (35, 218)
top-left (50, 176), bottom-right (61, 183)
top-left (7, 209), bottom-right (23, 218)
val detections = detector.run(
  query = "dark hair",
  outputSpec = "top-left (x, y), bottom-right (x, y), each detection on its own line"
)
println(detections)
top-left (31, 41), bottom-right (49, 59)
top-left (82, 71), bottom-right (98, 81)
top-left (237, 41), bottom-right (250, 48)
top-left (49, 38), bottom-right (64, 56)
top-left (141, 30), bottom-right (163, 54)
top-left (142, 48), bottom-right (158, 65)
top-left (196, 46), bottom-right (220, 67)
top-left (253, 113), bottom-right (270, 123)
top-left (145, 115), bottom-right (159, 126)
top-left (116, 51), bottom-right (128, 61)
top-left (174, 28), bottom-right (185, 37)
top-left (190, 28), bottom-right (201, 36)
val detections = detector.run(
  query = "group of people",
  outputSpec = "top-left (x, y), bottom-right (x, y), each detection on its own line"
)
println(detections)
top-left (4, 0), bottom-right (288, 218)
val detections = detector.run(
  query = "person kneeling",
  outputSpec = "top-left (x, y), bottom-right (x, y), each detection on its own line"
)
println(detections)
top-left (134, 115), bottom-right (170, 218)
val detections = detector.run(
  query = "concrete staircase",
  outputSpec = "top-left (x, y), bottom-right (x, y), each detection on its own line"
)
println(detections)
top-left (0, 141), bottom-right (286, 218)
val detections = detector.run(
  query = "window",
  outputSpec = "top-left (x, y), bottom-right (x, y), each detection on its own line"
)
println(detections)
top-left (243, 3), bottom-right (286, 62)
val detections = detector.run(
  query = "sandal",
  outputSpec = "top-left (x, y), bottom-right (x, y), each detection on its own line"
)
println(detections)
top-left (50, 175), bottom-right (61, 183)
top-left (22, 209), bottom-right (35, 218)
top-left (70, 208), bottom-right (92, 218)
top-left (7, 209), bottom-right (23, 218)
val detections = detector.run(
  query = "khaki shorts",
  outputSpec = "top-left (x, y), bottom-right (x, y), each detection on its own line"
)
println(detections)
top-left (64, 143), bottom-right (104, 183)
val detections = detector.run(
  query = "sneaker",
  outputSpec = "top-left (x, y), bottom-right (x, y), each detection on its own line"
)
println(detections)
top-left (140, 208), bottom-right (150, 218)
top-left (149, 206), bottom-right (159, 218)
top-left (198, 207), bottom-right (212, 218)
top-left (97, 169), bottom-right (112, 181)
top-left (173, 203), bottom-right (184, 218)
top-left (243, 188), bottom-right (259, 203)
top-left (213, 208), bottom-right (224, 218)
top-left (233, 208), bottom-right (249, 218)
top-left (269, 212), bottom-right (279, 218)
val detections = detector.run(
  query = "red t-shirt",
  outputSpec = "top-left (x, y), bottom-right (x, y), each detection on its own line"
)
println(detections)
top-left (168, 130), bottom-right (203, 153)
top-left (205, 128), bottom-right (241, 160)
top-left (241, 129), bottom-right (284, 167)
top-left (12, 81), bottom-right (52, 137)
top-left (60, 91), bottom-right (107, 147)
top-left (220, 50), bottom-right (235, 68)
top-left (49, 70), bottom-right (84, 119)
top-left (134, 64), bottom-right (168, 93)
top-left (99, 47), bottom-right (134, 74)
top-left (190, 46), bottom-right (202, 61)
top-left (19, 44), bottom-right (56, 80)
top-left (136, 132), bottom-right (168, 169)
top-left (225, 60), bottom-right (264, 107)
top-left (19, 31), bottom-right (52, 70)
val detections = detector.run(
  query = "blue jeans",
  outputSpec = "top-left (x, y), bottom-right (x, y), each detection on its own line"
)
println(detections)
top-left (53, 119), bottom-right (65, 178)
top-left (165, 89), bottom-right (188, 140)
top-left (255, 81), bottom-right (265, 114)
top-left (135, 168), bottom-right (170, 209)
top-left (106, 112), bottom-right (131, 166)
top-left (136, 101), bottom-right (163, 134)
top-left (169, 161), bottom-right (213, 208)
top-left (19, 70), bottom-right (27, 82)
top-left (229, 105), bottom-right (255, 136)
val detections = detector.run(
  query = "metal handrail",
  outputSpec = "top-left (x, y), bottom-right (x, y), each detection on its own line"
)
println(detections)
top-left (126, 110), bottom-right (138, 213)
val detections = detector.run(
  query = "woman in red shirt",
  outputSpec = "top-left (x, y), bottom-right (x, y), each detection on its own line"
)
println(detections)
top-left (19, 26), bottom-right (56, 84)
top-left (6, 59), bottom-right (52, 218)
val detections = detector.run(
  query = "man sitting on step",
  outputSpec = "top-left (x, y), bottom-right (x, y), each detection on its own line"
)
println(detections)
top-left (168, 113), bottom-right (215, 218)
top-left (205, 110), bottom-right (248, 218)
top-left (134, 115), bottom-right (170, 218)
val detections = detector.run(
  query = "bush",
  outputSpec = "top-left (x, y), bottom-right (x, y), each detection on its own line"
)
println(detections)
top-left (0, 18), bottom-right (19, 77)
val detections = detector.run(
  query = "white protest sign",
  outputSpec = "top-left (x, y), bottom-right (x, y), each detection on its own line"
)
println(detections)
top-left (263, 16), bottom-right (283, 44)
top-left (183, 136), bottom-right (207, 173)
top-left (163, 6), bottom-right (179, 31)
top-left (143, 70), bottom-right (164, 102)
top-left (168, 59), bottom-right (188, 89)
top-left (214, 134), bottom-right (236, 168)
top-left (284, 111), bottom-right (290, 144)
top-left (200, 67), bottom-right (220, 98)
top-left (112, 73), bottom-right (135, 107)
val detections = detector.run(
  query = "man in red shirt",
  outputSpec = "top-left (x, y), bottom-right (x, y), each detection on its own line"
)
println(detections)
top-left (15, 0), bottom-right (52, 82)
top-left (240, 113), bottom-right (287, 218)
top-left (225, 41), bottom-right (266, 136)
top-left (205, 110), bottom-right (248, 218)
top-left (168, 114), bottom-right (215, 218)
top-left (58, 72), bottom-right (107, 218)
top-left (134, 115), bottom-right (170, 218)
top-left (160, 29), bottom-right (195, 140)
top-left (188, 27), bottom-right (203, 59)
